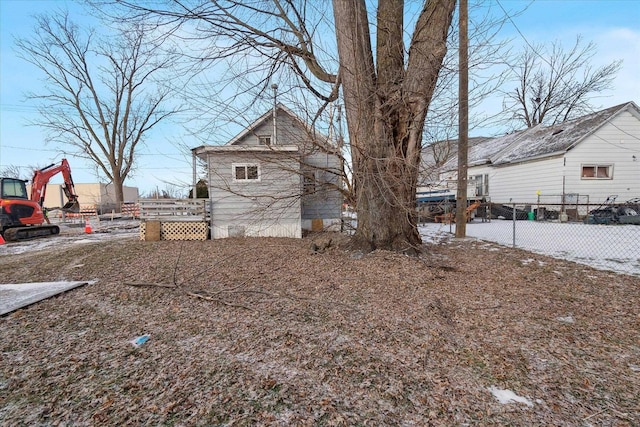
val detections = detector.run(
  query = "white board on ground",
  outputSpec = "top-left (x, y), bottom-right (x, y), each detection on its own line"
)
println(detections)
top-left (0, 281), bottom-right (90, 316)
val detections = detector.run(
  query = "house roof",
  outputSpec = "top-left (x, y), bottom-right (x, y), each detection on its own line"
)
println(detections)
top-left (226, 103), bottom-right (330, 147)
top-left (420, 136), bottom-right (492, 184)
top-left (191, 103), bottom-right (335, 159)
top-left (440, 101), bottom-right (640, 171)
top-left (439, 131), bottom-right (526, 171)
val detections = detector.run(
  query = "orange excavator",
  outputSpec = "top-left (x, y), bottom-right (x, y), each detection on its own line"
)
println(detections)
top-left (0, 159), bottom-right (80, 241)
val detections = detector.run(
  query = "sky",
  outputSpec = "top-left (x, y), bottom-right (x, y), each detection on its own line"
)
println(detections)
top-left (1, 0), bottom-right (639, 195)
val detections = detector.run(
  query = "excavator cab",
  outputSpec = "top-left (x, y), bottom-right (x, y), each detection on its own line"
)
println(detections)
top-left (1, 178), bottom-right (29, 200)
top-left (0, 177), bottom-right (51, 240)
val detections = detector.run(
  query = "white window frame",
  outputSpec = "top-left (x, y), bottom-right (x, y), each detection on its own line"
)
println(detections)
top-left (258, 135), bottom-right (272, 146)
top-left (232, 163), bottom-right (260, 182)
top-left (470, 174), bottom-right (489, 196)
top-left (581, 164), bottom-right (613, 180)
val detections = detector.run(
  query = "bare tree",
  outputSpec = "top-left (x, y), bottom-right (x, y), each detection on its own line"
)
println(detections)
top-left (114, 0), bottom-right (455, 254)
top-left (503, 36), bottom-right (622, 128)
top-left (143, 184), bottom-right (185, 199)
top-left (0, 165), bottom-right (24, 180)
top-left (15, 11), bottom-right (182, 209)
top-left (334, 0), bottom-right (455, 253)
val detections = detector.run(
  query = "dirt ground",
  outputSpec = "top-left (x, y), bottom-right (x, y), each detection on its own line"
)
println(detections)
top-left (1, 232), bottom-right (639, 425)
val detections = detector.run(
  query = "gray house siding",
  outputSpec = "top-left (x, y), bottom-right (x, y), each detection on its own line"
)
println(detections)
top-left (233, 111), bottom-right (311, 148)
top-left (300, 151), bottom-right (343, 222)
top-left (207, 151), bottom-right (302, 239)
top-left (194, 105), bottom-right (344, 238)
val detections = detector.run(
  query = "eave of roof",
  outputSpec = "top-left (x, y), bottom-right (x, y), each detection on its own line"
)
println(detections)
top-left (192, 144), bottom-right (299, 158)
top-left (491, 102), bottom-right (638, 165)
top-left (440, 101), bottom-right (639, 170)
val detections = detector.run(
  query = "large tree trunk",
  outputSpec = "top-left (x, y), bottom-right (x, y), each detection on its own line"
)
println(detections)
top-left (333, 0), bottom-right (455, 254)
top-left (113, 173), bottom-right (124, 213)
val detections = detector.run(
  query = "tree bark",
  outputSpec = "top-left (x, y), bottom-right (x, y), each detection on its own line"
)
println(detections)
top-left (333, 0), bottom-right (455, 254)
top-left (113, 174), bottom-right (124, 213)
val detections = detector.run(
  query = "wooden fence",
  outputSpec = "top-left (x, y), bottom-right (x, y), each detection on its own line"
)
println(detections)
top-left (51, 199), bottom-right (208, 222)
top-left (138, 199), bottom-right (208, 221)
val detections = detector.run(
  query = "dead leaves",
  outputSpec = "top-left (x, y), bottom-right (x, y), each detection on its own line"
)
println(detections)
top-left (0, 236), bottom-right (639, 425)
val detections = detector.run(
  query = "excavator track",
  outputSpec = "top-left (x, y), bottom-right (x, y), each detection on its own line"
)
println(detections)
top-left (3, 225), bottom-right (60, 242)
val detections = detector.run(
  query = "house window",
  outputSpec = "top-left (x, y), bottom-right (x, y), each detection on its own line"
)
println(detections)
top-left (233, 164), bottom-right (260, 181)
top-left (470, 174), bottom-right (489, 196)
top-left (303, 170), bottom-right (316, 195)
top-left (258, 135), bottom-right (272, 146)
top-left (581, 164), bottom-right (612, 179)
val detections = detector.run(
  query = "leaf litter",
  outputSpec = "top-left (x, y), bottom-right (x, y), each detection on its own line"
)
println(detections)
top-left (0, 232), bottom-right (638, 425)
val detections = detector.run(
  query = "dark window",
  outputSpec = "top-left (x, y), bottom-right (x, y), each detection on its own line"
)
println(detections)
top-left (258, 135), bottom-right (272, 146)
top-left (581, 165), bottom-right (612, 179)
top-left (233, 164), bottom-right (260, 181)
top-left (303, 170), bottom-right (316, 195)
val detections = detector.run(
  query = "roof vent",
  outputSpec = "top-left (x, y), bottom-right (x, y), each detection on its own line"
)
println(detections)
top-left (552, 129), bottom-right (564, 136)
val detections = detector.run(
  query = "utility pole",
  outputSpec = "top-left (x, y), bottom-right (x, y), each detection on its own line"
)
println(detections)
top-left (455, 0), bottom-right (469, 237)
top-left (271, 83), bottom-right (278, 145)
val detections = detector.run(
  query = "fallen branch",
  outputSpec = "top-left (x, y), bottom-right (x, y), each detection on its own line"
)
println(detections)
top-left (186, 291), bottom-right (253, 311)
top-left (583, 409), bottom-right (606, 421)
top-left (125, 282), bottom-right (177, 289)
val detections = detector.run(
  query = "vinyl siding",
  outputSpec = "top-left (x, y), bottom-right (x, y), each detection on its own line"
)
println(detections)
top-left (233, 112), bottom-right (313, 148)
top-left (300, 151), bottom-right (343, 220)
top-left (207, 151), bottom-right (302, 239)
top-left (483, 156), bottom-right (565, 203)
top-left (563, 111), bottom-right (639, 203)
top-left (463, 110), bottom-right (640, 204)
top-left (201, 107), bottom-right (344, 237)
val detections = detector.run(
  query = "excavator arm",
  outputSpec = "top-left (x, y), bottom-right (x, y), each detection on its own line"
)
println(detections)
top-left (30, 159), bottom-right (80, 213)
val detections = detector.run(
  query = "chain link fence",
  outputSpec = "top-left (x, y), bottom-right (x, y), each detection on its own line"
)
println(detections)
top-left (421, 200), bottom-right (640, 277)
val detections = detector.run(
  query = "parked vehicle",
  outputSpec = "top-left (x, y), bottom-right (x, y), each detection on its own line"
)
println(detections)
top-left (0, 159), bottom-right (80, 241)
top-left (585, 195), bottom-right (640, 225)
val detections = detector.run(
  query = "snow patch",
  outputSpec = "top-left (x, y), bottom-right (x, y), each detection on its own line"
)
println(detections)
top-left (488, 386), bottom-right (534, 407)
top-left (419, 221), bottom-right (640, 277)
top-left (556, 315), bottom-right (575, 324)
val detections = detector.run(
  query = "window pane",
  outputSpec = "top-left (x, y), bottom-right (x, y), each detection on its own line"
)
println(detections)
top-left (235, 166), bottom-right (246, 180)
top-left (582, 166), bottom-right (595, 177)
top-left (247, 166), bottom-right (259, 180)
top-left (259, 136), bottom-right (271, 145)
top-left (596, 166), bottom-right (609, 178)
top-left (1, 180), bottom-right (27, 198)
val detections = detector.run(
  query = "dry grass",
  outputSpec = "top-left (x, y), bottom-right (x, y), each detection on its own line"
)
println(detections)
top-left (1, 232), bottom-right (639, 426)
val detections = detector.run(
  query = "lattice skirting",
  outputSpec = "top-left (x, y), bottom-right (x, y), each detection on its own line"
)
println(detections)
top-left (140, 221), bottom-right (208, 241)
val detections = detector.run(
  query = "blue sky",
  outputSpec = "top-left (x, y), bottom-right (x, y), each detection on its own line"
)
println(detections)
top-left (1, 0), bottom-right (639, 194)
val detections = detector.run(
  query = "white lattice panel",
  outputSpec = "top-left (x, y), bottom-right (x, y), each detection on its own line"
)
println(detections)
top-left (140, 221), bottom-right (208, 241)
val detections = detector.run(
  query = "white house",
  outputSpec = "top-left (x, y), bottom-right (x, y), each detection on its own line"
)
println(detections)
top-left (437, 102), bottom-right (640, 205)
top-left (192, 104), bottom-right (343, 239)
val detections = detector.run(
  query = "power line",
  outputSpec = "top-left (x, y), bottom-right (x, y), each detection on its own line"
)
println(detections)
top-left (0, 144), bottom-right (192, 156)
top-left (495, 0), bottom-right (637, 140)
